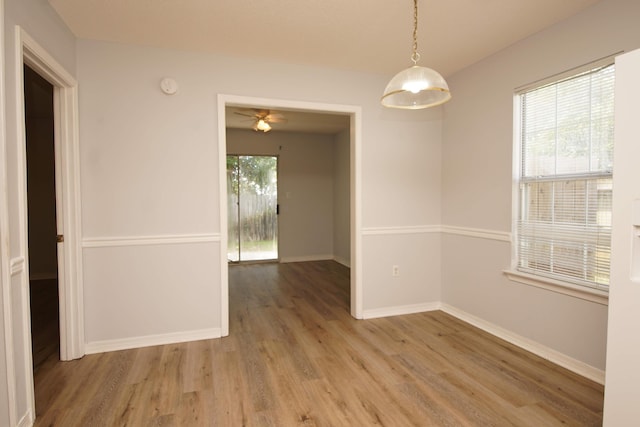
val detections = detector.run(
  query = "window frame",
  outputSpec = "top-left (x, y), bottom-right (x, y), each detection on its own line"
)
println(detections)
top-left (506, 55), bottom-right (616, 305)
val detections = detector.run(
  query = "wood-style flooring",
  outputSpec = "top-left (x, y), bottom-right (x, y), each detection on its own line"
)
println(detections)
top-left (33, 261), bottom-right (604, 426)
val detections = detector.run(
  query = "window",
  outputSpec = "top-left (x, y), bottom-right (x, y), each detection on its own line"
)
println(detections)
top-left (514, 60), bottom-right (615, 293)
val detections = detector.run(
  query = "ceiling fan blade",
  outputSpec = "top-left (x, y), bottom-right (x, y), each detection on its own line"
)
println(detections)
top-left (266, 117), bottom-right (288, 124)
top-left (234, 111), bottom-right (258, 118)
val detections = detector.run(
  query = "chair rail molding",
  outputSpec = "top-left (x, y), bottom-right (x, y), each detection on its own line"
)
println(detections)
top-left (82, 233), bottom-right (221, 248)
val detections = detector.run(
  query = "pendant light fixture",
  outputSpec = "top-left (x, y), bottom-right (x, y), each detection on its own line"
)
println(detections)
top-left (381, 0), bottom-right (451, 109)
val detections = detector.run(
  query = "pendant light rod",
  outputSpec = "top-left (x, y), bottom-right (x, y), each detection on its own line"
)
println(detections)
top-left (411, 0), bottom-right (420, 65)
top-left (381, 0), bottom-right (451, 109)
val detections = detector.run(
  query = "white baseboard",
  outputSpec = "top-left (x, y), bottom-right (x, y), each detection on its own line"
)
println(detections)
top-left (333, 255), bottom-right (350, 268)
top-left (83, 302), bottom-right (604, 385)
top-left (440, 303), bottom-right (605, 385)
top-left (16, 410), bottom-right (33, 427)
top-left (362, 302), bottom-right (441, 319)
top-left (85, 328), bottom-right (222, 354)
top-left (279, 255), bottom-right (334, 263)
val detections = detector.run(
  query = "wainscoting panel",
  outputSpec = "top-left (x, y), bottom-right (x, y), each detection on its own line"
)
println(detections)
top-left (361, 227), bottom-right (441, 313)
top-left (82, 238), bottom-right (221, 351)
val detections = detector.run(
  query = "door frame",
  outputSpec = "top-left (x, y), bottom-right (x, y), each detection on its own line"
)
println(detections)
top-left (218, 94), bottom-right (363, 336)
top-left (226, 154), bottom-right (280, 263)
top-left (15, 27), bottom-right (84, 365)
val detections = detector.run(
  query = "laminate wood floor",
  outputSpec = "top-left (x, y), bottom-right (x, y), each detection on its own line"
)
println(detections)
top-left (33, 261), bottom-right (604, 426)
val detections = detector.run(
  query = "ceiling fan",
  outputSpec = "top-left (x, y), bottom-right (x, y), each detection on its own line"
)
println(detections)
top-left (234, 108), bottom-right (287, 133)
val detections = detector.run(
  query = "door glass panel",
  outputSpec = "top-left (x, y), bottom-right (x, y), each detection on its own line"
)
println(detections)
top-left (227, 155), bottom-right (278, 262)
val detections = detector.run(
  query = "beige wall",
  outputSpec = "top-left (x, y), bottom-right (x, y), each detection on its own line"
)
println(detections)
top-left (77, 38), bottom-right (442, 347)
top-left (441, 0), bottom-right (640, 371)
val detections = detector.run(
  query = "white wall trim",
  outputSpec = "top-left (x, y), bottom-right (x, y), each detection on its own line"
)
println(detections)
top-left (350, 108), bottom-right (363, 319)
top-left (441, 225), bottom-right (512, 242)
top-left (362, 302), bottom-right (441, 319)
top-left (218, 97), bottom-right (230, 337)
top-left (18, 26), bottom-right (85, 367)
top-left (0, 3), bottom-right (18, 425)
top-left (362, 225), bottom-right (441, 235)
top-left (16, 411), bottom-right (33, 427)
top-left (82, 233), bottom-right (221, 248)
top-left (360, 224), bottom-right (511, 243)
top-left (440, 303), bottom-right (605, 385)
top-left (9, 257), bottom-right (24, 276)
top-left (280, 255), bottom-right (334, 264)
top-left (85, 328), bottom-right (223, 355)
top-left (504, 269), bottom-right (609, 305)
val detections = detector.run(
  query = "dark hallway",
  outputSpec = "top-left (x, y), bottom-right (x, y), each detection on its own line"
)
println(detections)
top-left (24, 65), bottom-right (60, 372)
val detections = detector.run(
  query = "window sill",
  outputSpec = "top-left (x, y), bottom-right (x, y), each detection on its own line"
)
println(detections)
top-left (503, 270), bottom-right (609, 306)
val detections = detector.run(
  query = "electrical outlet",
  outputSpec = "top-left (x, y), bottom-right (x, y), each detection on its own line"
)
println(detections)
top-left (392, 265), bottom-right (400, 277)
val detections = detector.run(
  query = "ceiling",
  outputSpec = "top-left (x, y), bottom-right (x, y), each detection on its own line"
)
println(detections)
top-left (226, 107), bottom-right (350, 135)
top-left (47, 0), bottom-right (601, 133)
top-left (49, 0), bottom-right (600, 77)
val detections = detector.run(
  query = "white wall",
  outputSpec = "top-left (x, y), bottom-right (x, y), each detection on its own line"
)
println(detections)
top-left (226, 128), bottom-right (337, 262)
top-left (441, 0), bottom-right (640, 373)
top-left (603, 48), bottom-right (640, 425)
top-left (333, 128), bottom-right (350, 266)
top-left (2, 0), bottom-right (76, 424)
top-left (77, 39), bottom-right (442, 346)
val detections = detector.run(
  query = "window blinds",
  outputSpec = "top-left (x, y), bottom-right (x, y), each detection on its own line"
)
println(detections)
top-left (517, 64), bottom-right (614, 290)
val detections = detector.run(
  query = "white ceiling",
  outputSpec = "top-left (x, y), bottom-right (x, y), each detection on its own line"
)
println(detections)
top-left (226, 107), bottom-right (351, 135)
top-left (49, 0), bottom-right (600, 77)
top-left (47, 0), bottom-right (601, 133)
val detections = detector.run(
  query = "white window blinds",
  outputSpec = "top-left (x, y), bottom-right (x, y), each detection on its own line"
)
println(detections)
top-left (517, 63), bottom-right (615, 290)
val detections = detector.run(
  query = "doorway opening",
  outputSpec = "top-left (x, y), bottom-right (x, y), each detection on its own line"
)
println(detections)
top-left (23, 65), bottom-right (60, 373)
top-left (227, 155), bottom-right (279, 262)
top-left (19, 28), bottom-right (84, 366)
top-left (218, 95), bottom-right (363, 336)
top-left (14, 27), bottom-right (84, 422)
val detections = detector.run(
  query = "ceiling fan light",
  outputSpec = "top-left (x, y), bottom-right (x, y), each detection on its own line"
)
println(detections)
top-left (382, 65), bottom-right (451, 109)
top-left (254, 119), bottom-right (272, 132)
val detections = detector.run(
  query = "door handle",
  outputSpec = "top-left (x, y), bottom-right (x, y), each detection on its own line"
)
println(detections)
top-left (56, 234), bottom-right (64, 243)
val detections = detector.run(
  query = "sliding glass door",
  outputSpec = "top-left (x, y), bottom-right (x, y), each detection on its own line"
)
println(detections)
top-left (227, 155), bottom-right (278, 262)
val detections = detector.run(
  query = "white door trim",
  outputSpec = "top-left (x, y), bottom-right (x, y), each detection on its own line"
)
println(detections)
top-left (15, 27), bottom-right (84, 364)
top-left (217, 95), bottom-right (363, 335)
top-left (0, 2), bottom-right (18, 425)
